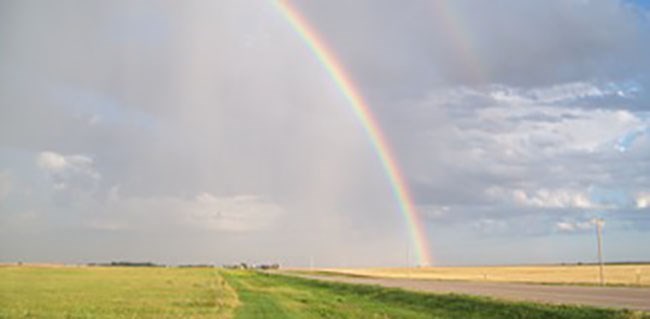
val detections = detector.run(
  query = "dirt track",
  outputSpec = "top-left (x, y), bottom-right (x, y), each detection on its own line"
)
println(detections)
top-left (290, 273), bottom-right (650, 311)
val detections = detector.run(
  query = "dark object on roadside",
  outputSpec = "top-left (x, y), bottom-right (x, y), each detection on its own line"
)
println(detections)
top-left (222, 262), bottom-right (280, 270)
top-left (257, 263), bottom-right (280, 270)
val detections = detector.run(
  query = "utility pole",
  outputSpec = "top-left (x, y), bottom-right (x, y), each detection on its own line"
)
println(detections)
top-left (594, 218), bottom-right (605, 286)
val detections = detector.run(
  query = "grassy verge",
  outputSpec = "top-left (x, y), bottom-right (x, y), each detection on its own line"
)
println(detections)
top-left (0, 266), bottom-right (238, 319)
top-left (223, 270), bottom-right (649, 319)
top-left (286, 269), bottom-right (375, 279)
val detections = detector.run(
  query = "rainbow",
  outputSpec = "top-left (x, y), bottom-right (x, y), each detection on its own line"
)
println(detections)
top-left (274, 0), bottom-right (432, 266)
top-left (429, 1), bottom-right (484, 83)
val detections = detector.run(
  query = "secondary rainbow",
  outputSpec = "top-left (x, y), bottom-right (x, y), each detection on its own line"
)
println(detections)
top-left (429, 1), bottom-right (485, 83)
top-left (274, 0), bottom-right (432, 266)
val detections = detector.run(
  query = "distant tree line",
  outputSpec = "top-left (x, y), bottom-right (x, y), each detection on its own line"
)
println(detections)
top-left (85, 261), bottom-right (281, 269)
top-left (177, 264), bottom-right (216, 268)
top-left (87, 261), bottom-right (161, 267)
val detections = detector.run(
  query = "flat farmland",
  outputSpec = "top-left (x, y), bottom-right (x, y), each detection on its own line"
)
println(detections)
top-left (0, 266), bottom-right (238, 318)
top-left (1, 265), bottom-right (648, 318)
top-left (313, 264), bottom-right (650, 286)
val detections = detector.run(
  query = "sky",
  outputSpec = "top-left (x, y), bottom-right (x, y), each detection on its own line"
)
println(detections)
top-left (1, 0), bottom-right (649, 267)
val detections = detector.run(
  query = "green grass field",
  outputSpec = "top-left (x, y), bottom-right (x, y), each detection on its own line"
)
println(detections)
top-left (1, 266), bottom-right (647, 319)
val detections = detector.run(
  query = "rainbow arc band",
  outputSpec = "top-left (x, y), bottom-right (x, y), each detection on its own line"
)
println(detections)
top-left (274, 0), bottom-right (432, 266)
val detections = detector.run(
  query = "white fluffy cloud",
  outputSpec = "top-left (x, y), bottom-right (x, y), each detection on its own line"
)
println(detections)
top-left (555, 220), bottom-right (595, 233)
top-left (395, 79), bottom-right (648, 240)
top-left (37, 151), bottom-right (97, 176)
top-left (36, 152), bottom-right (68, 171)
top-left (489, 81), bottom-right (633, 105)
top-left (472, 84), bottom-right (644, 154)
top-left (486, 187), bottom-right (599, 209)
top-left (36, 151), bottom-right (100, 191)
top-left (637, 192), bottom-right (650, 209)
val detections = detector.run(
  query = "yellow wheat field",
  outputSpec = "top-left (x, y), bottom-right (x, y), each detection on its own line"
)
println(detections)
top-left (319, 264), bottom-right (650, 286)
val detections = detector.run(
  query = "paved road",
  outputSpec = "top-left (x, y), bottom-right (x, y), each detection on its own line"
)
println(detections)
top-left (289, 274), bottom-right (650, 311)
